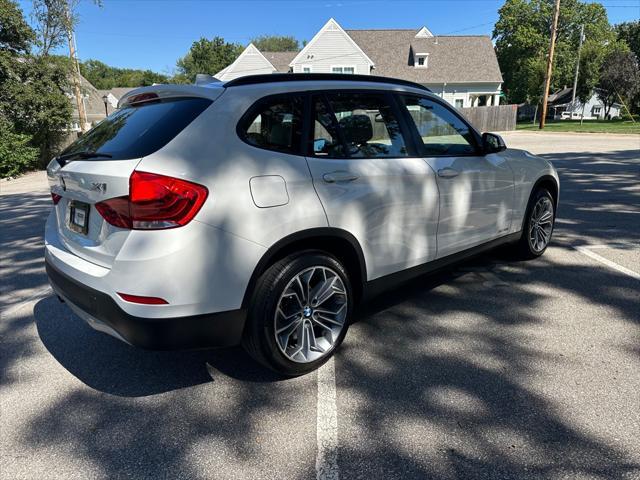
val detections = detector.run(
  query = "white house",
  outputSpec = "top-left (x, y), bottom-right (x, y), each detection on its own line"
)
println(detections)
top-left (215, 18), bottom-right (504, 108)
top-left (547, 87), bottom-right (622, 120)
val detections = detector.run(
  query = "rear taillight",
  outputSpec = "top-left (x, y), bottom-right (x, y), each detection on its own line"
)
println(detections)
top-left (51, 192), bottom-right (62, 205)
top-left (95, 171), bottom-right (208, 230)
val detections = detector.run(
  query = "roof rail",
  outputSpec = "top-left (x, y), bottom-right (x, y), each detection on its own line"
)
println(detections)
top-left (224, 73), bottom-right (431, 92)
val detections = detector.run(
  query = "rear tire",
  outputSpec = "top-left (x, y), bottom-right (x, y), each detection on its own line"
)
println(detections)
top-left (242, 251), bottom-right (352, 376)
top-left (514, 187), bottom-right (555, 259)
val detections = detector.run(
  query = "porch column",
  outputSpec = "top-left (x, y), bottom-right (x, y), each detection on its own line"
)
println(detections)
top-left (493, 94), bottom-right (500, 106)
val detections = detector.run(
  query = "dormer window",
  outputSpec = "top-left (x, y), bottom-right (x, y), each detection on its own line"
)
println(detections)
top-left (415, 53), bottom-right (428, 68)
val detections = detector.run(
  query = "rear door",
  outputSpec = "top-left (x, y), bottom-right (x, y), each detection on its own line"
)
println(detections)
top-left (47, 96), bottom-right (212, 267)
top-left (304, 91), bottom-right (439, 280)
top-left (396, 94), bottom-right (515, 258)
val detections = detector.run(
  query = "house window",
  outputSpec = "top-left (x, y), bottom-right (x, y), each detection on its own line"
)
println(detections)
top-left (455, 99), bottom-right (464, 109)
top-left (415, 53), bottom-right (429, 68)
top-left (332, 66), bottom-right (355, 74)
top-left (592, 106), bottom-right (602, 116)
top-left (302, 66), bottom-right (312, 73)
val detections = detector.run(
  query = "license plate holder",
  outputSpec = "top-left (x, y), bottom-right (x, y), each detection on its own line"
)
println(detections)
top-left (69, 201), bottom-right (90, 235)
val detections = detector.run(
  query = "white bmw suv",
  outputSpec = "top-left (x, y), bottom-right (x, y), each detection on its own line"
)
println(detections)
top-left (45, 74), bottom-right (558, 376)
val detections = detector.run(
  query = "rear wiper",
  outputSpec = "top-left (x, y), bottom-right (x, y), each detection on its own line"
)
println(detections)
top-left (56, 151), bottom-right (113, 167)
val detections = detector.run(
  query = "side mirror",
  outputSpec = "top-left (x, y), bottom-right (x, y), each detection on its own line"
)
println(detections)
top-left (482, 132), bottom-right (506, 154)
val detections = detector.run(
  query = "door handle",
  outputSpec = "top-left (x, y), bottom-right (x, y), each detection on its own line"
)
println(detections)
top-left (437, 167), bottom-right (460, 179)
top-left (322, 171), bottom-right (359, 183)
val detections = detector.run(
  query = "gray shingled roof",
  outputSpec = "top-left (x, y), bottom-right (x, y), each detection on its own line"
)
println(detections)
top-left (345, 29), bottom-right (503, 84)
top-left (262, 51), bottom-right (296, 73)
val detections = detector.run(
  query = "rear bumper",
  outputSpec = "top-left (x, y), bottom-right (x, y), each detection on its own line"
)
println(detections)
top-left (46, 259), bottom-right (246, 350)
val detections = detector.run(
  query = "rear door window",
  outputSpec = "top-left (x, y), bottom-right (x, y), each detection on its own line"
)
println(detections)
top-left (320, 92), bottom-right (410, 159)
top-left (60, 97), bottom-right (212, 161)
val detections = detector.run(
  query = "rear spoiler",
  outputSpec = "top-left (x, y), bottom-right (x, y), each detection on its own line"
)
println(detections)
top-left (118, 83), bottom-right (224, 108)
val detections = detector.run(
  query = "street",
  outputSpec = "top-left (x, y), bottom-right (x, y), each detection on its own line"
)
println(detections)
top-left (1, 132), bottom-right (639, 479)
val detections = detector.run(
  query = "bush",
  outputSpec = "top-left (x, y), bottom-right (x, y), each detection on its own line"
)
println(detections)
top-left (0, 120), bottom-right (39, 178)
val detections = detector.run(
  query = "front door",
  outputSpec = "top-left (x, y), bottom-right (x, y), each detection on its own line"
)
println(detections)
top-left (396, 94), bottom-right (515, 258)
top-left (305, 91), bottom-right (439, 280)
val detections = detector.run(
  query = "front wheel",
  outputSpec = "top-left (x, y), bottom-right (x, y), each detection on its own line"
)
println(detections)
top-left (242, 251), bottom-right (352, 376)
top-left (514, 187), bottom-right (555, 259)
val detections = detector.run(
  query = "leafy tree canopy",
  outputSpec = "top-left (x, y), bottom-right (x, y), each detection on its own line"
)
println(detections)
top-left (251, 35), bottom-right (299, 52)
top-left (0, 0), bottom-right (35, 53)
top-left (0, 1), bottom-right (71, 174)
top-left (615, 21), bottom-right (640, 60)
top-left (597, 47), bottom-right (639, 117)
top-left (81, 59), bottom-right (169, 89)
top-left (493, 0), bottom-right (616, 104)
top-left (175, 36), bottom-right (243, 83)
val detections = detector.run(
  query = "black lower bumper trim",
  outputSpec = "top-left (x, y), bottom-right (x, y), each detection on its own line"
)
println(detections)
top-left (45, 259), bottom-right (246, 350)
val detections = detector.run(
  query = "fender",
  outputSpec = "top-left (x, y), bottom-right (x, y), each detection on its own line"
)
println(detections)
top-left (520, 174), bottom-right (559, 231)
top-left (241, 227), bottom-right (367, 308)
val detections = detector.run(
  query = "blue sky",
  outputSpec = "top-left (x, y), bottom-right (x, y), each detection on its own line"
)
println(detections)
top-left (17, 0), bottom-right (640, 74)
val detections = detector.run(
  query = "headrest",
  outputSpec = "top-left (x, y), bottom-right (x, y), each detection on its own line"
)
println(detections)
top-left (268, 121), bottom-right (291, 147)
top-left (339, 114), bottom-right (373, 145)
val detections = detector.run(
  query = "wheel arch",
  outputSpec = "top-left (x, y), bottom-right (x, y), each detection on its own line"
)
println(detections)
top-left (520, 174), bottom-right (559, 231)
top-left (241, 228), bottom-right (367, 308)
top-left (533, 174), bottom-right (559, 209)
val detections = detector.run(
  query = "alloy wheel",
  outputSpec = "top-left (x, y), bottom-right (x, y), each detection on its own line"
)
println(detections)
top-left (528, 196), bottom-right (554, 253)
top-left (274, 266), bottom-right (348, 363)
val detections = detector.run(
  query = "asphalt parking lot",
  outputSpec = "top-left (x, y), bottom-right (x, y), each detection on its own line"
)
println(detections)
top-left (1, 132), bottom-right (639, 480)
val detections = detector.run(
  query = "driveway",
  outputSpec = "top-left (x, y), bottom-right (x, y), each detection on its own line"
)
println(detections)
top-left (1, 132), bottom-right (639, 479)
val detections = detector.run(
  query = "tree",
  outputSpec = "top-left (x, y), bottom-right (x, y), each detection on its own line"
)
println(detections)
top-left (0, 0), bottom-right (35, 53)
top-left (597, 48), bottom-right (640, 118)
top-left (30, 0), bottom-right (68, 56)
top-left (615, 21), bottom-right (640, 60)
top-left (175, 37), bottom-right (243, 83)
top-left (0, 0), bottom-right (71, 175)
top-left (493, 0), bottom-right (616, 104)
top-left (80, 59), bottom-right (169, 89)
top-left (251, 35), bottom-right (299, 52)
top-left (0, 116), bottom-right (39, 177)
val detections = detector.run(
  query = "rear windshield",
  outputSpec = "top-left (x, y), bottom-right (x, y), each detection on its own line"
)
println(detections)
top-left (60, 97), bottom-right (212, 161)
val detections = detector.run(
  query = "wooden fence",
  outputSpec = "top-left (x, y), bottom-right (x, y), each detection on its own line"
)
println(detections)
top-left (459, 104), bottom-right (518, 132)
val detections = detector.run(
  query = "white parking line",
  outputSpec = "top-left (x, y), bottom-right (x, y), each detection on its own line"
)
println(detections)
top-left (575, 246), bottom-right (640, 281)
top-left (316, 356), bottom-right (339, 480)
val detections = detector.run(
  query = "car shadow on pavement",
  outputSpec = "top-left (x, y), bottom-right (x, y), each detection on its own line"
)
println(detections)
top-left (33, 296), bottom-right (283, 397)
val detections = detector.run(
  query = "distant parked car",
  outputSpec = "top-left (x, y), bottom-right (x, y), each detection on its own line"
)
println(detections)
top-left (45, 73), bottom-right (559, 376)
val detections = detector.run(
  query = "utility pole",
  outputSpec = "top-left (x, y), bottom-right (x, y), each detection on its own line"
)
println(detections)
top-left (539, 0), bottom-right (562, 129)
top-left (571, 24), bottom-right (585, 106)
top-left (65, 4), bottom-right (87, 133)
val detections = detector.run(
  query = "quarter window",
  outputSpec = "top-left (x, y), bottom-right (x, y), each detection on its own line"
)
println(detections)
top-left (316, 92), bottom-right (409, 159)
top-left (242, 96), bottom-right (303, 154)
top-left (400, 95), bottom-right (477, 156)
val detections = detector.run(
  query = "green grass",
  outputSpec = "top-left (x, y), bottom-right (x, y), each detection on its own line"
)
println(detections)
top-left (516, 120), bottom-right (640, 134)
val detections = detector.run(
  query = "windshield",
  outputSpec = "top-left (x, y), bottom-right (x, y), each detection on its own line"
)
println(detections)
top-left (59, 97), bottom-right (212, 161)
